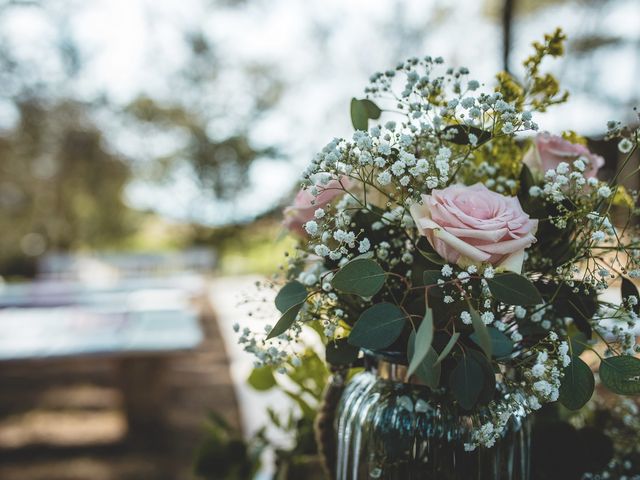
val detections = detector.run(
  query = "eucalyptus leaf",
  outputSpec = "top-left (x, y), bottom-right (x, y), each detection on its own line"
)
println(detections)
top-left (559, 356), bottom-right (594, 410)
top-left (266, 303), bottom-right (303, 339)
top-left (348, 303), bottom-right (407, 350)
top-left (360, 99), bottom-right (382, 119)
top-left (467, 349), bottom-right (497, 405)
top-left (350, 98), bottom-right (368, 131)
top-left (569, 332), bottom-right (588, 356)
top-left (449, 354), bottom-right (484, 410)
top-left (326, 338), bottom-right (359, 365)
top-left (600, 356), bottom-right (640, 395)
top-left (470, 308), bottom-right (492, 359)
top-left (423, 270), bottom-right (442, 286)
top-left (518, 164), bottom-right (535, 201)
top-left (331, 258), bottom-right (386, 298)
top-left (274, 280), bottom-right (307, 314)
top-left (407, 308), bottom-right (434, 377)
top-left (408, 331), bottom-right (441, 388)
top-left (442, 125), bottom-right (492, 146)
top-left (487, 273), bottom-right (543, 306)
top-left (471, 327), bottom-right (513, 358)
top-left (435, 330), bottom-right (460, 365)
top-left (621, 277), bottom-right (640, 315)
top-left (247, 366), bottom-right (277, 391)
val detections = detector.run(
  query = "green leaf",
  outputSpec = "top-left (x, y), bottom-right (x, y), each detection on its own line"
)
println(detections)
top-left (407, 308), bottom-right (434, 377)
top-left (467, 349), bottom-right (497, 405)
top-left (283, 390), bottom-right (315, 419)
top-left (436, 330), bottom-right (460, 365)
top-left (360, 99), bottom-right (382, 119)
top-left (559, 355), bottom-right (594, 410)
top-left (487, 273), bottom-right (543, 306)
top-left (469, 308), bottom-right (492, 359)
top-left (621, 277), bottom-right (640, 315)
top-left (518, 164), bottom-right (535, 201)
top-left (331, 258), bottom-right (386, 297)
top-left (449, 354), bottom-right (484, 410)
top-left (535, 280), bottom-right (596, 337)
top-left (247, 366), bottom-right (277, 391)
top-left (326, 338), bottom-right (359, 365)
top-left (274, 281), bottom-right (307, 314)
top-left (266, 303), bottom-right (302, 339)
top-left (471, 327), bottom-right (513, 358)
top-left (442, 125), bottom-right (492, 146)
top-left (600, 356), bottom-right (640, 395)
top-left (350, 98), bottom-right (368, 131)
top-left (422, 270), bottom-right (442, 286)
top-left (348, 303), bottom-right (407, 350)
top-left (408, 331), bottom-right (441, 388)
top-left (569, 332), bottom-right (588, 356)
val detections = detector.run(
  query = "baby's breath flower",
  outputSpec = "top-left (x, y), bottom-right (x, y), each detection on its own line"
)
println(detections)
top-left (598, 185), bottom-right (612, 198)
top-left (619, 138), bottom-right (633, 154)
top-left (304, 221), bottom-right (318, 235)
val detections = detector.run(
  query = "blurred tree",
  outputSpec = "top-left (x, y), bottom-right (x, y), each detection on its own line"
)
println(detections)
top-left (0, 0), bottom-right (282, 275)
top-left (0, 98), bottom-right (135, 276)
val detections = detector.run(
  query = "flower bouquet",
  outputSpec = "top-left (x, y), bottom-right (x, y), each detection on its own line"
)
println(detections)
top-left (239, 30), bottom-right (640, 478)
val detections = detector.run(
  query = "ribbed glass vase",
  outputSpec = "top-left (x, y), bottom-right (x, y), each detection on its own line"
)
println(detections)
top-left (335, 356), bottom-right (531, 480)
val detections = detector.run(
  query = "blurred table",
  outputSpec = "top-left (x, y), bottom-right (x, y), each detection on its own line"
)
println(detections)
top-left (0, 279), bottom-right (205, 442)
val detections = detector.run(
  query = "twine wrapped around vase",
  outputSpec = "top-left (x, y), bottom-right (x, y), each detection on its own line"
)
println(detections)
top-left (314, 366), bottom-right (347, 480)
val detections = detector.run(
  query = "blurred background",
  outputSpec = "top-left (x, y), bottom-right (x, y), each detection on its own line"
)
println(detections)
top-left (0, 0), bottom-right (638, 479)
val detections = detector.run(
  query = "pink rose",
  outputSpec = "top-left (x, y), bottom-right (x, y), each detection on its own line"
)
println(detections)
top-left (410, 183), bottom-right (538, 273)
top-left (523, 132), bottom-right (604, 179)
top-left (283, 178), bottom-right (347, 236)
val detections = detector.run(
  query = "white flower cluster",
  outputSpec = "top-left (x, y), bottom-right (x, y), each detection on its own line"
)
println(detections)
top-left (467, 334), bottom-right (568, 450)
top-left (535, 159), bottom-right (592, 206)
top-left (236, 323), bottom-right (298, 370)
top-left (595, 304), bottom-right (640, 356)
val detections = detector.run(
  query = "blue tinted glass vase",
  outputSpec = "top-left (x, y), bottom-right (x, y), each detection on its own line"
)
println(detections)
top-left (335, 357), bottom-right (531, 480)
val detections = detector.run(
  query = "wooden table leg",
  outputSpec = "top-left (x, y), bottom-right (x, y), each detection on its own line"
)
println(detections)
top-left (117, 356), bottom-right (169, 447)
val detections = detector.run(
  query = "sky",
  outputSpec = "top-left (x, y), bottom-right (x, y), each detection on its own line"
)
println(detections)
top-left (1, 0), bottom-right (639, 225)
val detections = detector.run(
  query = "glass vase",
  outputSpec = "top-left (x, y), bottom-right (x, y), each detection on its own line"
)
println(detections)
top-left (335, 355), bottom-right (531, 480)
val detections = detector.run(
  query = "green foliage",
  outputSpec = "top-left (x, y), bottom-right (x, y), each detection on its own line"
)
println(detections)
top-left (435, 330), bottom-right (460, 365)
top-left (469, 307), bottom-right (493, 359)
top-left (408, 330), bottom-right (441, 388)
top-left (487, 273), bottom-right (543, 305)
top-left (348, 302), bottom-right (407, 350)
top-left (245, 349), bottom-right (329, 480)
top-left (275, 281), bottom-right (308, 313)
top-left (535, 281), bottom-right (597, 337)
top-left (468, 349), bottom-right (497, 405)
top-left (247, 366), bottom-right (277, 391)
top-left (0, 100), bottom-right (136, 275)
top-left (267, 303), bottom-right (304, 339)
top-left (407, 307), bottom-right (434, 377)
top-left (600, 356), bottom-right (640, 395)
top-left (495, 71), bottom-right (525, 108)
top-left (569, 332), bottom-right (589, 356)
top-left (331, 258), bottom-right (386, 297)
top-left (194, 413), bottom-right (264, 480)
top-left (522, 27), bottom-right (570, 111)
top-left (442, 125), bottom-right (492, 146)
top-left (621, 277), bottom-right (640, 315)
top-left (449, 354), bottom-right (485, 410)
top-left (559, 356), bottom-right (594, 410)
top-left (422, 270), bottom-right (442, 286)
top-left (350, 98), bottom-right (381, 131)
top-left (127, 95), bottom-right (278, 200)
top-left (325, 338), bottom-right (359, 365)
top-left (471, 327), bottom-right (513, 358)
